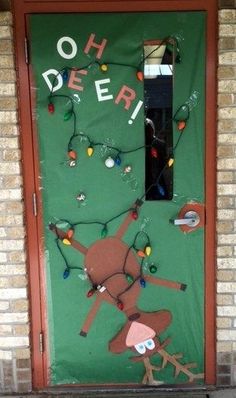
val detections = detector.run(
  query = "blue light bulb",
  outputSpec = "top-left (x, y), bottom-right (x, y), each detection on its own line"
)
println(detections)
top-left (115, 155), bottom-right (121, 166)
top-left (140, 278), bottom-right (146, 288)
top-left (62, 69), bottom-right (69, 82)
top-left (63, 268), bottom-right (70, 279)
top-left (157, 183), bottom-right (165, 197)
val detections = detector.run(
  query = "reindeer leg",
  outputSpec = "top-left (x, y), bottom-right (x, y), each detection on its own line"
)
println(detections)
top-left (145, 274), bottom-right (187, 292)
top-left (158, 348), bottom-right (204, 382)
top-left (79, 295), bottom-right (103, 337)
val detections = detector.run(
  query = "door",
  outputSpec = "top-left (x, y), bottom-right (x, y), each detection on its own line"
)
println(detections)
top-left (29, 12), bottom-right (206, 386)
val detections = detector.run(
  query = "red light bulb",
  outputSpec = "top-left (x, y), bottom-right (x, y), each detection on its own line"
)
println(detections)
top-left (117, 300), bottom-right (124, 311)
top-left (48, 103), bottom-right (54, 114)
top-left (68, 150), bottom-right (77, 160)
top-left (151, 147), bottom-right (158, 158)
top-left (131, 210), bottom-right (138, 220)
top-left (67, 229), bottom-right (74, 239)
top-left (87, 288), bottom-right (95, 298)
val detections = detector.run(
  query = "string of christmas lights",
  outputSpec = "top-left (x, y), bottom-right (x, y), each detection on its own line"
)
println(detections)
top-left (52, 205), bottom-right (137, 241)
top-left (47, 35), bottom-right (182, 168)
top-left (47, 100), bottom-right (189, 168)
top-left (51, 199), bottom-right (155, 287)
top-left (50, 99), bottom-right (190, 286)
top-left (47, 35), bottom-right (180, 100)
top-left (48, 35), bottom-right (186, 307)
top-left (55, 237), bottom-right (83, 279)
top-left (55, 222), bottom-right (153, 310)
top-left (141, 103), bottom-right (189, 199)
top-left (70, 101), bottom-right (189, 166)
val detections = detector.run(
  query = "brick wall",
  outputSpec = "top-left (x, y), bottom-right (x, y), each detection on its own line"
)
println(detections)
top-left (217, 9), bottom-right (236, 386)
top-left (0, 12), bottom-right (31, 393)
top-left (0, 6), bottom-right (235, 394)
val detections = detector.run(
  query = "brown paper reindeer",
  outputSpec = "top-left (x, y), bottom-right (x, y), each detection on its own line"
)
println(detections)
top-left (50, 202), bottom-right (204, 384)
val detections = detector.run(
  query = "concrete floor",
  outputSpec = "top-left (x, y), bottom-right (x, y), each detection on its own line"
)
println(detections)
top-left (2, 387), bottom-right (236, 398)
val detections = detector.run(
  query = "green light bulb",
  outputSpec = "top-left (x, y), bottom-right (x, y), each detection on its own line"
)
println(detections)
top-left (101, 225), bottom-right (108, 239)
top-left (126, 274), bottom-right (134, 284)
top-left (64, 110), bottom-right (73, 121)
top-left (149, 264), bottom-right (157, 274)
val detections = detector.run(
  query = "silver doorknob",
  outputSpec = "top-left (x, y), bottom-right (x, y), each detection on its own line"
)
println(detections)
top-left (170, 210), bottom-right (200, 227)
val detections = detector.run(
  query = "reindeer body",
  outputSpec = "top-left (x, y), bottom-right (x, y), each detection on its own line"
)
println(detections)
top-left (49, 205), bottom-right (203, 384)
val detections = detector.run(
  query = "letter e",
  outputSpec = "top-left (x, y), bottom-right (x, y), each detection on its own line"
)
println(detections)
top-left (95, 79), bottom-right (113, 102)
top-left (68, 70), bottom-right (88, 91)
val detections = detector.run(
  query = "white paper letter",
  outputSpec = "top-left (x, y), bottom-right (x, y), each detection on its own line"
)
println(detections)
top-left (94, 79), bottom-right (113, 102)
top-left (42, 69), bottom-right (63, 92)
top-left (57, 36), bottom-right (77, 59)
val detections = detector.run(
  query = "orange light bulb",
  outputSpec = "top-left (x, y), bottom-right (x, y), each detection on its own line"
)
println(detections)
top-left (136, 70), bottom-right (144, 81)
top-left (177, 120), bottom-right (186, 131)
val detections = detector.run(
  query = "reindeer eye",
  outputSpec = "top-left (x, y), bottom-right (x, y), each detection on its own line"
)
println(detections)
top-left (134, 343), bottom-right (146, 354)
top-left (144, 339), bottom-right (155, 350)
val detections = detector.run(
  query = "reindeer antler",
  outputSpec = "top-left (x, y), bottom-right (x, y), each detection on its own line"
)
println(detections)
top-left (115, 199), bottom-right (143, 239)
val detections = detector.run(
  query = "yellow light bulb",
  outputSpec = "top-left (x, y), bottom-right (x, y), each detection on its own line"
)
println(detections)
top-left (100, 64), bottom-right (108, 72)
top-left (87, 146), bottom-right (94, 157)
top-left (62, 238), bottom-right (71, 245)
top-left (168, 158), bottom-right (174, 167)
top-left (145, 246), bottom-right (152, 256)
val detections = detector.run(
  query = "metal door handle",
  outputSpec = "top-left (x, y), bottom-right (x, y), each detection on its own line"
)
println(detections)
top-left (170, 210), bottom-right (200, 228)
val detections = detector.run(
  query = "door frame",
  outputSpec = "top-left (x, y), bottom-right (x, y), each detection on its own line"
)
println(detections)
top-left (12, 0), bottom-right (217, 390)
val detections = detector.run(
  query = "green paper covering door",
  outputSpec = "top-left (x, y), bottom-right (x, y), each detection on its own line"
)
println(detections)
top-left (29, 12), bottom-right (205, 385)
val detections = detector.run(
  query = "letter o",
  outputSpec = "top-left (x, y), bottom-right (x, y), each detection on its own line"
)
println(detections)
top-left (57, 36), bottom-right (77, 59)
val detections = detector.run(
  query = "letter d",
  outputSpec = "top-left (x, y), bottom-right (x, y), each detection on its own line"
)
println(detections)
top-left (42, 69), bottom-right (63, 92)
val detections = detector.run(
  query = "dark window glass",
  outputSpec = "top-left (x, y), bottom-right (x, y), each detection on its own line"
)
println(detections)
top-left (144, 42), bottom-right (173, 201)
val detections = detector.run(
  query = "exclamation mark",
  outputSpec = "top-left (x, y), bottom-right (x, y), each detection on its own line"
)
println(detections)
top-left (128, 100), bottom-right (143, 125)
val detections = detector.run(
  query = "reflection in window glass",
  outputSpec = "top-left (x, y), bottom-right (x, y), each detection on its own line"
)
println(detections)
top-left (144, 42), bottom-right (173, 201)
